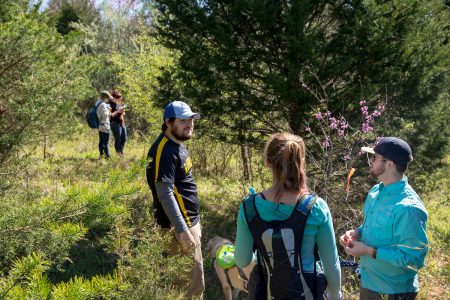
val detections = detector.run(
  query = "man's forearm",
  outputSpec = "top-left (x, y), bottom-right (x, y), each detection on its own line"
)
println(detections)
top-left (155, 182), bottom-right (188, 233)
top-left (375, 244), bottom-right (426, 271)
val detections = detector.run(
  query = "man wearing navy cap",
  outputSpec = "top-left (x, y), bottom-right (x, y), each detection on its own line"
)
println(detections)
top-left (339, 137), bottom-right (428, 300)
top-left (146, 100), bottom-right (204, 298)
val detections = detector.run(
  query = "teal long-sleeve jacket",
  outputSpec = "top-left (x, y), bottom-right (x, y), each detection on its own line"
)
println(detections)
top-left (235, 194), bottom-right (342, 300)
top-left (357, 176), bottom-right (428, 294)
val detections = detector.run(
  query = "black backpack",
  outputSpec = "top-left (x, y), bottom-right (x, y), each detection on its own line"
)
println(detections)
top-left (86, 102), bottom-right (101, 129)
top-left (242, 193), bottom-right (327, 300)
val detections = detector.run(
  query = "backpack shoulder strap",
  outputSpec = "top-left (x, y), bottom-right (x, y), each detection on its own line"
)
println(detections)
top-left (242, 193), bottom-right (267, 299)
top-left (242, 194), bottom-right (257, 225)
top-left (292, 193), bottom-right (319, 275)
top-left (297, 193), bottom-right (323, 296)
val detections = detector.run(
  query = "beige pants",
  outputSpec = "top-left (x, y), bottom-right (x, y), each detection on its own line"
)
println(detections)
top-left (168, 222), bottom-right (205, 299)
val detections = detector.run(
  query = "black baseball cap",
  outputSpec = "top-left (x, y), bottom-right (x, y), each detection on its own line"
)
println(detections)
top-left (361, 137), bottom-right (413, 165)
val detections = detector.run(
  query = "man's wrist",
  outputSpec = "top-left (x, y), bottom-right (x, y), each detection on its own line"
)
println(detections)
top-left (366, 246), bottom-right (377, 258)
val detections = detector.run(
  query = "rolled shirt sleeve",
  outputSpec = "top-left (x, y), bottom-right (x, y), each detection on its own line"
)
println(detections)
top-left (376, 205), bottom-right (428, 271)
top-left (357, 225), bottom-right (363, 239)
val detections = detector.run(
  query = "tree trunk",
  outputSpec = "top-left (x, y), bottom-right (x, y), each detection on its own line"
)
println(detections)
top-left (43, 135), bottom-right (47, 160)
top-left (288, 101), bottom-right (302, 135)
top-left (241, 143), bottom-right (251, 182)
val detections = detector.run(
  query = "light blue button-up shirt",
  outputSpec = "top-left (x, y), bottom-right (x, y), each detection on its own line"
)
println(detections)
top-left (357, 176), bottom-right (428, 294)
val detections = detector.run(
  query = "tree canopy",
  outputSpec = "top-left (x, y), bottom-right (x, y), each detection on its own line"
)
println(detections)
top-left (0, 5), bottom-right (90, 176)
top-left (153, 0), bottom-right (449, 161)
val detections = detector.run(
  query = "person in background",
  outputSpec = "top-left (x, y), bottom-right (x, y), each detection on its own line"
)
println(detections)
top-left (340, 137), bottom-right (428, 300)
top-left (96, 91), bottom-right (113, 159)
top-left (146, 100), bottom-right (204, 298)
top-left (235, 132), bottom-right (342, 300)
top-left (110, 89), bottom-right (127, 157)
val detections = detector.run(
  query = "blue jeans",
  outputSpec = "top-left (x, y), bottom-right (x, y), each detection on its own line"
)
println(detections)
top-left (111, 121), bottom-right (127, 154)
top-left (99, 131), bottom-right (110, 158)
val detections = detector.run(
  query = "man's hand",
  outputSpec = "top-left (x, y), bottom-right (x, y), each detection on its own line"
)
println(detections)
top-left (176, 229), bottom-right (196, 252)
top-left (344, 240), bottom-right (373, 257)
top-left (339, 229), bottom-right (359, 248)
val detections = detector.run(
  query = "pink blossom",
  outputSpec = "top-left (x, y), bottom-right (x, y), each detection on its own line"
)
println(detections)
top-left (340, 118), bottom-right (349, 129)
top-left (315, 112), bottom-right (323, 120)
top-left (322, 138), bottom-right (331, 148)
top-left (338, 129), bottom-right (345, 136)
top-left (343, 155), bottom-right (351, 161)
top-left (377, 103), bottom-right (385, 112)
top-left (359, 100), bottom-right (366, 105)
top-left (330, 117), bottom-right (338, 129)
top-left (365, 115), bottom-right (374, 123)
top-left (305, 127), bottom-right (312, 133)
top-left (325, 111), bottom-right (332, 117)
top-left (361, 106), bottom-right (369, 115)
top-left (362, 123), bottom-right (373, 133)
top-left (372, 110), bottom-right (381, 117)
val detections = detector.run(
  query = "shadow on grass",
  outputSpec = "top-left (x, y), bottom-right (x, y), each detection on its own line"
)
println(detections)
top-left (48, 229), bottom-right (119, 284)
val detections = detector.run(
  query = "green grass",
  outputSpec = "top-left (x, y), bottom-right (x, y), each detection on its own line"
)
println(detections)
top-left (418, 157), bottom-right (450, 299)
top-left (0, 128), bottom-right (448, 299)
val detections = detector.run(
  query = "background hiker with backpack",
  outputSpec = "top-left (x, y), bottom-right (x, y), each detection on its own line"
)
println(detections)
top-left (235, 132), bottom-right (342, 300)
top-left (110, 89), bottom-right (127, 157)
top-left (96, 91), bottom-right (113, 159)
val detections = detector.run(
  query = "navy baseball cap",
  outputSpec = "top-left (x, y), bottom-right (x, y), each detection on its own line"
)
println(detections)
top-left (361, 137), bottom-right (413, 165)
top-left (163, 101), bottom-right (201, 122)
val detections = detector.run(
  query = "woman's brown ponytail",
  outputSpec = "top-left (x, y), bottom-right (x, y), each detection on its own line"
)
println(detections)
top-left (264, 132), bottom-right (308, 203)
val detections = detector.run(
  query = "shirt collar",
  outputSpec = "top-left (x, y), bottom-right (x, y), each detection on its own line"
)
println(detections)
top-left (379, 175), bottom-right (408, 193)
top-left (161, 132), bottom-right (182, 147)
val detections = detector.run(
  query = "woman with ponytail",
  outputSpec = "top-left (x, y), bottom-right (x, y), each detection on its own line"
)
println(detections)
top-left (235, 132), bottom-right (342, 300)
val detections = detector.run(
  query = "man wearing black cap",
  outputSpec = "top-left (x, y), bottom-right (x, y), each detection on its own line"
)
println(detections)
top-left (146, 100), bottom-right (204, 298)
top-left (339, 137), bottom-right (428, 300)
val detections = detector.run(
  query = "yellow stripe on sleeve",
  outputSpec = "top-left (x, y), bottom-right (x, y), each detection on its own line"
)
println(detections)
top-left (154, 136), bottom-right (169, 182)
top-left (173, 186), bottom-right (192, 227)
